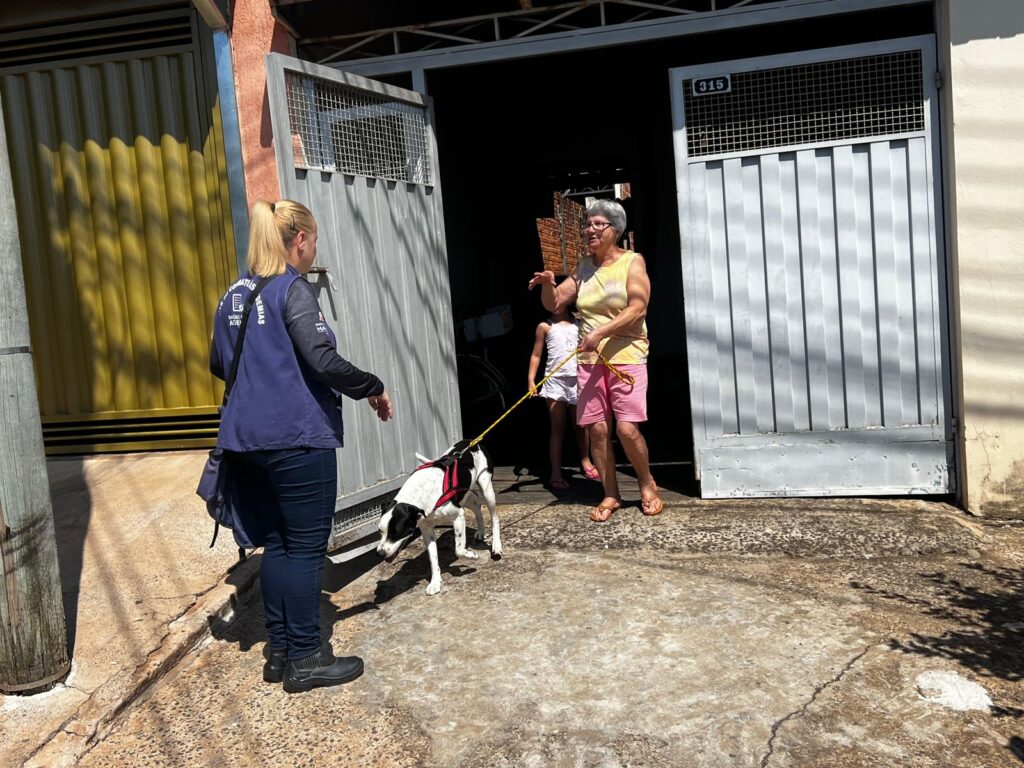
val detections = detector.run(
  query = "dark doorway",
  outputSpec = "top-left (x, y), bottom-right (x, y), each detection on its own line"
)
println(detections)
top-left (426, 3), bottom-right (934, 477)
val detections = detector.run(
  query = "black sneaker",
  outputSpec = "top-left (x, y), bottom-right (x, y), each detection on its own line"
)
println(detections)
top-left (283, 649), bottom-right (364, 694)
top-left (263, 648), bottom-right (287, 683)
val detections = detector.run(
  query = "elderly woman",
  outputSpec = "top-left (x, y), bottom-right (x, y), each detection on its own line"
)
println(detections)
top-left (528, 200), bottom-right (662, 522)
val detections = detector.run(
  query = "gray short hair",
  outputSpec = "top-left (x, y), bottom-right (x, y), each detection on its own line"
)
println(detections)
top-left (586, 199), bottom-right (626, 234)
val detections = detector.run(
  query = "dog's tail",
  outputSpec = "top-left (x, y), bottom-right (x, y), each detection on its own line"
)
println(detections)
top-left (415, 452), bottom-right (430, 464)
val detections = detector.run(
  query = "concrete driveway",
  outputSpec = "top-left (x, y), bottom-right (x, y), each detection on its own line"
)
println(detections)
top-left (77, 471), bottom-right (1024, 767)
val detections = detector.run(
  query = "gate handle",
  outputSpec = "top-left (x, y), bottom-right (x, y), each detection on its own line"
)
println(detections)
top-left (306, 265), bottom-right (337, 292)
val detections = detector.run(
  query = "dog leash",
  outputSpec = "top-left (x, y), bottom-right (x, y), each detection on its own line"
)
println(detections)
top-left (467, 347), bottom-right (636, 449)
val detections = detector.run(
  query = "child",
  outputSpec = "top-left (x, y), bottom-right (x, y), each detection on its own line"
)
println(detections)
top-left (527, 306), bottom-right (598, 489)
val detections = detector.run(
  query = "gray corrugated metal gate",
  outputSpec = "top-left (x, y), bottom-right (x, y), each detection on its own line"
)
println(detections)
top-left (265, 54), bottom-right (461, 549)
top-left (671, 37), bottom-right (953, 497)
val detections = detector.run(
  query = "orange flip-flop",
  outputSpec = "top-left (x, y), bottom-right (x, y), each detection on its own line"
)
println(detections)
top-left (590, 501), bottom-right (621, 522)
top-left (641, 496), bottom-right (665, 516)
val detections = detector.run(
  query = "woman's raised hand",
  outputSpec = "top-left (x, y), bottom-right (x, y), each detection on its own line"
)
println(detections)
top-left (527, 270), bottom-right (556, 291)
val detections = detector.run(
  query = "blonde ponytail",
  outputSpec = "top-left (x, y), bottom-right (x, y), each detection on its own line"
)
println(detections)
top-left (246, 199), bottom-right (318, 277)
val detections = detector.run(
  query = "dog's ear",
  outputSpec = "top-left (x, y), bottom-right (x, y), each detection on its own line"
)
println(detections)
top-left (387, 502), bottom-right (424, 539)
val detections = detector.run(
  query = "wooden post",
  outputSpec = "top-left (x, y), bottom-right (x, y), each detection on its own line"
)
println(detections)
top-left (0, 96), bottom-right (70, 692)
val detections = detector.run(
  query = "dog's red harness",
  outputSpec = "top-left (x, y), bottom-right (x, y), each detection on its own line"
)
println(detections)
top-left (416, 452), bottom-right (473, 511)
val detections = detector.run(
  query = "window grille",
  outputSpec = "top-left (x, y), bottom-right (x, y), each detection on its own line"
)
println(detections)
top-left (285, 71), bottom-right (432, 184)
top-left (684, 50), bottom-right (924, 158)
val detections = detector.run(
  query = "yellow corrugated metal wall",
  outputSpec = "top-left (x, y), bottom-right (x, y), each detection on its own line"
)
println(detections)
top-left (0, 7), bottom-right (235, 453)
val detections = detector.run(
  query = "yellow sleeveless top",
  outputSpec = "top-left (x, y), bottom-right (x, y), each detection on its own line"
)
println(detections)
top-left (576, 251), bottom-right (649, 365)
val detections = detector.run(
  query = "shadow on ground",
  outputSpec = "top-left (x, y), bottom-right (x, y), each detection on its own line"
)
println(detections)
top-left (208, 535), bottom-right (487, 661)
top-left (851, 562), bottom-right (1024, 721)
top-left (46, 458), bottom-right (92, 659)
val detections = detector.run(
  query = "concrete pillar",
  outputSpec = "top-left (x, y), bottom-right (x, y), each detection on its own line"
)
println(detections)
top-left (0, 91), bottom-right (70, 692)
top-left (940, 0), bottom-right (1024, 516)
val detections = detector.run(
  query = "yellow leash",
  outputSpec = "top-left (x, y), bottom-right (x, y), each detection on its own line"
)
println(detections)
top-left (468, 349), bottom-right (636, 448)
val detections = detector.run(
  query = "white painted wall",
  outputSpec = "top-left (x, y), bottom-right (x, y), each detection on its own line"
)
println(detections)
top-left (941, 0), bottom-right (1024, 515)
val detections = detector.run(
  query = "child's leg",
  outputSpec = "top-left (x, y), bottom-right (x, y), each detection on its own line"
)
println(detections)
top-left (547, 398), bottom-right (568, 483)
top-left (569, 404), bottom-right (595, 473)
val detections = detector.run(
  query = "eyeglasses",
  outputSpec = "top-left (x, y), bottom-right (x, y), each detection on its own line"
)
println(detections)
top-left (581, 221), bottom-right (615, 233)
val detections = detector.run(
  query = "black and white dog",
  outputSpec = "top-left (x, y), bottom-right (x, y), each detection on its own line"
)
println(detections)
top-left (376, 440), bottom-right (500, 596)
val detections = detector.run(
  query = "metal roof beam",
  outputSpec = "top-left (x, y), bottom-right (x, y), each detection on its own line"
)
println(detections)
top-left (326, 0), bottom-right (930, 76)
top-left (615, 0), bottom-right (699, 14)
top-left (511, 6), bottom-right (589, 38)
top-left (308, 0), bottom-right (741, 62)
top-left (303, 1), bottom-right (593, 45)
top-left (407, 28), bottom-right (482, 45)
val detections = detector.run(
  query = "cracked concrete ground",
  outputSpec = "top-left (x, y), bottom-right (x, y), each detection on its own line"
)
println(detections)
top-left (1, 452), bottom-right (241, 767)
top-left (72, 469), bottom-right (1024, 768)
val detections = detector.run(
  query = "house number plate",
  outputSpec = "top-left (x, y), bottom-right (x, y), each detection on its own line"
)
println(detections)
top-left (691, 75), bottom-right (732, 96)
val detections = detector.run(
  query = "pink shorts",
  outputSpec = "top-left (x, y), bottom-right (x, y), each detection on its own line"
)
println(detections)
top-left (576, 363), bottom-right (648, 426)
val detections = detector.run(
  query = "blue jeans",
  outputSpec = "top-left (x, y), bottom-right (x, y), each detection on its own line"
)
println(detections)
top-left (232, 448), bottom-right (337, 659)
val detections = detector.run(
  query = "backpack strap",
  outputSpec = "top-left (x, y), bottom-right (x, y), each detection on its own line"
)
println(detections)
top-left (222, 274), bottom-right (276, 407)
top-left (209, 275), bottom-right (275, 557)
top-left (207, 518), bottom-right (250, 564)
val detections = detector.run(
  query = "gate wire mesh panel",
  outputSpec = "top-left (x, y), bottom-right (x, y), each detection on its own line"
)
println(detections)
top-left (328, 490), bottom-right (397, 550)
top-left (684, 50), bottom-right (924, 158)
top-left (284, 70), bottom-right (432, 184)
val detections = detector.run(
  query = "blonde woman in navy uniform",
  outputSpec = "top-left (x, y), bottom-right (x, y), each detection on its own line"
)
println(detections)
top-left (210, 199), bottom-right (392, 693)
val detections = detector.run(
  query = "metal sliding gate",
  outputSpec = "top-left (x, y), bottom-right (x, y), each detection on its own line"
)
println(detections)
top-left (0, 7), bottom-right (238, 453)
top-left (265, 54), bottom-right (461, 553)
top-left (671, 37), bottom-right (953, 497)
